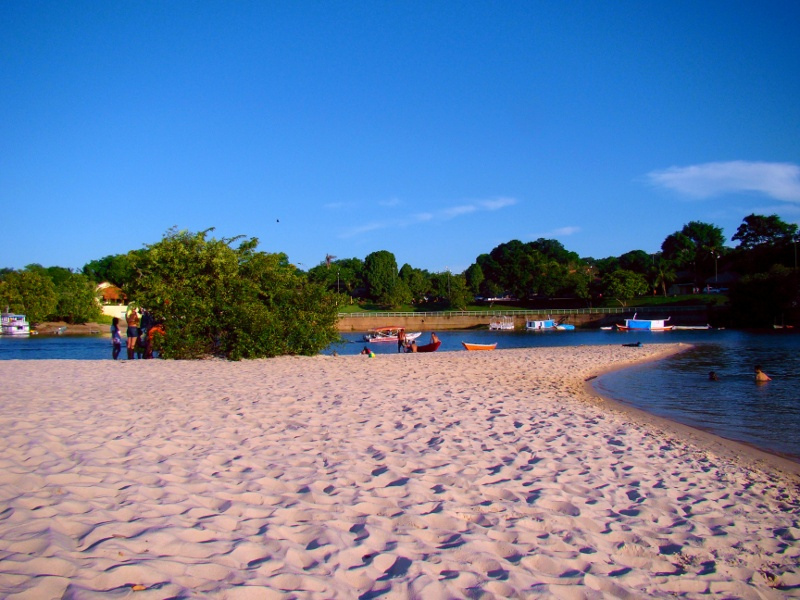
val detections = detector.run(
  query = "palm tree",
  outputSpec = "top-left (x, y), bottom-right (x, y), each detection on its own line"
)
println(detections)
top-left (654, 260), bottom-right (676, 297)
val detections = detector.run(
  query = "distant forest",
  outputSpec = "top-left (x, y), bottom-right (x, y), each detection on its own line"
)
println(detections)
top-left (3, 213), bottom-right (800, 330)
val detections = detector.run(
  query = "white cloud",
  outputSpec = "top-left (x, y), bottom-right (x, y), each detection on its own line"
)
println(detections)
top-left (551, 226), bottom-right (581, 236)
top-left (441, 204), bottom-right (478, 219)
top-left (480, 197), bottom-right (517, 210)
top-left (341, 196), bottom-right (518, 238)
top-left (340, 222), bottom-right (387, 238)
top-left (531, 226), bottom-right (581, 239)
top-left (647, 161), bottom-right (800, 202)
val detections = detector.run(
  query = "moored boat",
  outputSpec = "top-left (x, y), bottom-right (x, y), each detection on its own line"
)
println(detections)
top-left (363, 327), bottom-right (422, 343)
top-left (1, 312), bottom-right (30, 336)
top-left (616, 314), bottom-right (673, 331)
top-left (489, 316), bottom-right (515, 330)
top-left (526, 318), bottom-right (575, 331)
top-left (462, 341), bottom-right (497, 351)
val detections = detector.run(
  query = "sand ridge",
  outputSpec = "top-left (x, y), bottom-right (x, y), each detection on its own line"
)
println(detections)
top-left (1, 345), bottom-right (798, 599)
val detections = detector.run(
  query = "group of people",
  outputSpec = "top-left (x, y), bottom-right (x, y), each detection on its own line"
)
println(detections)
top-left (360, 331), bottom-right (440, 356)
top-left (708, 366), bottom-right (772, 383)
top-left (110, 307), bottom-right (159, 360)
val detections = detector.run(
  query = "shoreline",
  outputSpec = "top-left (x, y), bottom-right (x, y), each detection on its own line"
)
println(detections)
top-left (1, 346), bottom-right (799, 597)
top-left (582, 344), bottom-right (800, 476)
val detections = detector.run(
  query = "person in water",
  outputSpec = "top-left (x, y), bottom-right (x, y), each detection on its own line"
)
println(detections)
top-left (754, 365), bottom-right (771, 382)
top-left (708, 371), bottom-right (719, 381)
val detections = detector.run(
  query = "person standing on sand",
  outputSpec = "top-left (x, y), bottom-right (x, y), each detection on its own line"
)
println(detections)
top-left (397, 329), bottom-right (406, 353)
top-left (110, 317), bottom-right (123, 360)
top-left (125, 307), bottom-right (140, 360)
top-left (755, 365), bottom-right (771, 382)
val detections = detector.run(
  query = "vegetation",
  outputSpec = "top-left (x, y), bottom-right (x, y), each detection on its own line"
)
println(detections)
top-left (124, 228), bottom-right (340, 360)
top-left (2, 213), bottom-right (799, 354)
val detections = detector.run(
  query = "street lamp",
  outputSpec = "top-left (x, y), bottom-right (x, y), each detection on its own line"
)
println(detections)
top-left (337, 270), bottom-right (340, 295)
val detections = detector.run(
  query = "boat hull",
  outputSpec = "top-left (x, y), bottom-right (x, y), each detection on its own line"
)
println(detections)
top-left (414, 341), bottom-right (441, 353)
top-left (462, 342), bottom-right (497, 351)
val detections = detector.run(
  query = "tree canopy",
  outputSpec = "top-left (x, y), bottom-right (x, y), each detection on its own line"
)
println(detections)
top-left (125, 228), bottom-right (340, 360)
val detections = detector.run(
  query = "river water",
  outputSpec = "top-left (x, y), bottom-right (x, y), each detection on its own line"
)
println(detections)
top-left (2, 328), bottom-right (798, 461)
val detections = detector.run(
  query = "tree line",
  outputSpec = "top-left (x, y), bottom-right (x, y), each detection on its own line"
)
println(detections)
top-left (1, 214), bottom-right (798, 358)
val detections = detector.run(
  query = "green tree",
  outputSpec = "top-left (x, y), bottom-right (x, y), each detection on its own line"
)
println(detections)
top-left (399, 264), bottom-right (429, 302)
top-left (728, 265), bottom-right (800, 327)
top-left (0, 270), bottom-right (58, 323)
top-left (618, 250), bottom-right (653, 276)
top-left (602, 269), bottom-right (649, 307)
top-left (464, 263), bottom-right (484, 297)
top-left (82, 253), bottom-right (139, 287)
top-left (127, 228), bottom-right (339, 360)
top-left (662, 221), bottom-right (726, 285)
top-left (363, 250), bottom-right (399, 305)
top-left (732, 214), bottom-right (798, 250)
top-left (446, 274), bottom-right (470, 310)
top-left (653, 259), bottom-right (677, 297)
top-left (53, 273), bottom-right (102, 324)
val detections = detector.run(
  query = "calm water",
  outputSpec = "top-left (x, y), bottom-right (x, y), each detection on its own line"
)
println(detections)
top-left (2, 329), bottom-right (798, 461)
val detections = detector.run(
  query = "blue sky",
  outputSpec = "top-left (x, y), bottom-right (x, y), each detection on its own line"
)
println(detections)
top-left (2, 1), bottom-right (799, 274)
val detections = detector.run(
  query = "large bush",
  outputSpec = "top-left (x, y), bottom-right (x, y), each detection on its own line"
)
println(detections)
top-left (127, 228), bottom-right (340, 360)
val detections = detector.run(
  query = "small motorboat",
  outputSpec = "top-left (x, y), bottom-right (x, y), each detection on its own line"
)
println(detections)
top-left (363, 326), bottom-right (422, 343)
top-left (462, 341), bottom-right (497, 351)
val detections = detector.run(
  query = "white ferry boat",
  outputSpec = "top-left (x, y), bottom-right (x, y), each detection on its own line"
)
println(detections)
top-left (1, 312), bottom-right (31, 336)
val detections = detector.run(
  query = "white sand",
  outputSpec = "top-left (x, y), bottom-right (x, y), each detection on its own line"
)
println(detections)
top-left (1, 345), bottom-right (799, 599)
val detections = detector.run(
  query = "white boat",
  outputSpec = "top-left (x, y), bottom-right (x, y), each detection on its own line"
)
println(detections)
top-left (1, 312), bottom-right (31, 336)
top-left (616, 314), bottom-right (673, 331)
top-left (363, 326), bottom-right (422, 343)
top-left (672, 325), bottom-right (714, 330)
top-left (489, 316), bottom-right (514, 330)
top-left (526, 318), bottom-right (575, 331)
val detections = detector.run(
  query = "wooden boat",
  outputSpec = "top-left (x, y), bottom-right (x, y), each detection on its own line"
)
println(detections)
top-left (1, 312), bottom-right (30, 336)
top-left (363, 326), bottom-right (422, 343)
top-left (413, 340), bottom-right (441, 353)
top-left (462, 341), bottom-right (497, 351)
top-left (616, 314), bottom-right (673, 331)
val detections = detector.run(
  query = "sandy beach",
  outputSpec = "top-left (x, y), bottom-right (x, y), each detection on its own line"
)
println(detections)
top-left (1, 345), bottom-right (799, 599)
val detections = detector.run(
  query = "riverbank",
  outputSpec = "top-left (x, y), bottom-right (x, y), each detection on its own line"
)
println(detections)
top-left (1, 345), bottom-right (798, 598)
top-left (32, 321), bottom-right (106, 335)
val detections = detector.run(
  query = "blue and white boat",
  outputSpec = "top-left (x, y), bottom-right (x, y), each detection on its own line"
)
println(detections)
top-left (616, 314), bottom-right (672, 331)
top-left (525, 318), bottom-right (575, 331)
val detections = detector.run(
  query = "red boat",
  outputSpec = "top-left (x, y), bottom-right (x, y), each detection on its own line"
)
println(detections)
top-left (413, 341), bottom-right (441, 353)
